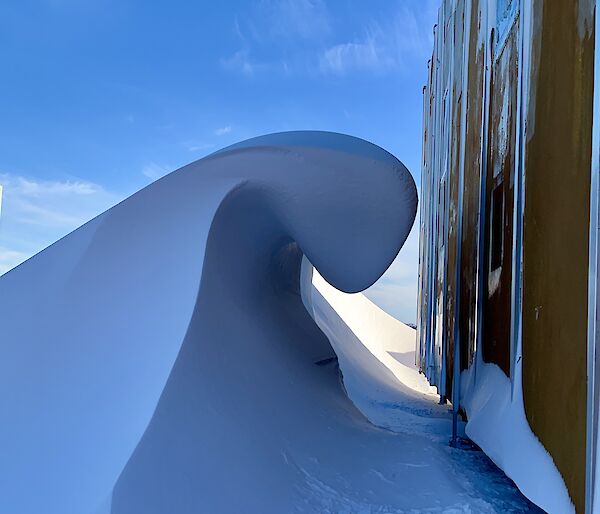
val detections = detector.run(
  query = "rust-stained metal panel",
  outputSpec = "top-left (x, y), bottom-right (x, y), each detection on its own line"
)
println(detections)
top-left (481, 16), bottom-right (519, 376)
top-left (444, 0), bottom-right (466, 398)
top-left (521, 1), bottom-right (595, 511)
top-left (459, 0), bottom-right (485, 370)
top-left (418, 3), bottom-right (447, 387)
top-left (430, 1), bottom-right (455, 393)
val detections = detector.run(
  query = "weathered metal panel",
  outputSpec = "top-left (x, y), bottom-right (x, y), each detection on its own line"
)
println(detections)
top-left (481, 16), bottom-right (519, 376)
top-left (444, 0), bottom-right (466, 398)
top-left (418, 65), bottom-right (434, 371)
top-left (418, 5), bottom-right (443, 383)
top-left (430, 1), bottom-right (454, 392)
top-left (521, 1), bottom-right (595, 511)
top-left (458, 0), bottom-right (485, 370)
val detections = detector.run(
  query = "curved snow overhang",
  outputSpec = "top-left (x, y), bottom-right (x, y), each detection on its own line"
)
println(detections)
top-left (0, 131), bottom-right (417, 514)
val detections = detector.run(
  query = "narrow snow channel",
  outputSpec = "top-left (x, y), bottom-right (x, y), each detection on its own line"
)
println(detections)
top-left (305, 263), bottom-right (545, 513)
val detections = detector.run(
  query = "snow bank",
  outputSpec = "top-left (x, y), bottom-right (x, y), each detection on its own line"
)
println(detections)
top-left (461, 356), bottom-right (575, 513)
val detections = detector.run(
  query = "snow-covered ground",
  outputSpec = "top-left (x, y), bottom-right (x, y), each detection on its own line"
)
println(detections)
top-left (308, 266), bottom-right (544, 513)
top-left (0, 132), bottom-right (542, 513)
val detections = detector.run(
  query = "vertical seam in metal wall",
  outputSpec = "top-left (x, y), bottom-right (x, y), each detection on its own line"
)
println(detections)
top-left (424, 25), bottom-right (433, 380)
top-left (428, 7), bottom-right (442, 389)
top-left (425, 31), bottom-right (434, 383)
top-left (432, 4), bottom-right (443, 390)
top-left (585, 1), bottom-right (600, 511)
top-left (441, 1), bottom-right (455, 401)
top-left (509, 0), bottom-right (525, 398)
top-left (417, 80), bottom-right (427, 368)
top-left (474, 1), bottom-right (494, 387)
top-left (426, 47), bottom-right (435, 379)
top-left (512, 0), bottom-right (531, 408)
top-left (452, 0), bottom-right (472, 442)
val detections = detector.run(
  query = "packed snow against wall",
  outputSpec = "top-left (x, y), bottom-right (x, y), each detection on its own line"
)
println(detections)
top-left (461, 356), bottom-right (575, 513)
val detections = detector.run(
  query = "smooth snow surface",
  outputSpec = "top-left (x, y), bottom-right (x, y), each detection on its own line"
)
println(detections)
top-left (307, 267), bottom-right (445, 432)
top-left (0, 132), bottom-right (538, 513)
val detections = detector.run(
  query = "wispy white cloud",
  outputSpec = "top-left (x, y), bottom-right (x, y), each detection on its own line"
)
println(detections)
top-left (390, 3), bottom-right (437, 65)
top-left (186, 142), bottom-right (216, 152)
top-left (320, 4), bottom-right (435, 76)
top-left (224, 1), bottom-right (435, 78)
top-left (15, 201), bottom-right (91, 228)
top-left (0, 247), bottom-right (28, 275)
top-left (214, 126), bottom-right (232, 136)
top-left (222, 0), bottom-right (330, 76)
top-left (141, 162), bottom-right (171, 180)
top-left (258, 0), bottom-right (330, 41)
top-left (0, 172), bottom-right (123, 274)
top-left (15, 176), bottom-right (101, 197)
top-left (221, 49), bottom-right (257, 76)
top-left (0, 173), bottom-right (119, 228)
top-left (320, 28), bottom-right (394, 75)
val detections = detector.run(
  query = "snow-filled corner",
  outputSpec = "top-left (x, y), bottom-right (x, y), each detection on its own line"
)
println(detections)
top-left (0, 132), bottom-right (543, 513)
top-left (460, 352), bottom-right (575, 513)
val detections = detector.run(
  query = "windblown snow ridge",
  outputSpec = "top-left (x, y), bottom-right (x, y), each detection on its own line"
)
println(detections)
top-left (0, 131), bottom-right (418, 514)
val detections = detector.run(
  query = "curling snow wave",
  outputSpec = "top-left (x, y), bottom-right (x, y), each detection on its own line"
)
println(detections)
top-left (0, 132), bottom-right (420, 514)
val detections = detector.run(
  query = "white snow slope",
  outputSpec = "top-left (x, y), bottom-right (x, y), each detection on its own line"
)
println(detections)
top-left (0, 132), bottom-right (537, 513)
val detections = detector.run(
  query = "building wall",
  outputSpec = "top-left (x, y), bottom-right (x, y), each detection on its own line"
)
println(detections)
top-left (521, 1), bottom-right (595, 511)
top-left (417, 0), bottom-right (596, 511)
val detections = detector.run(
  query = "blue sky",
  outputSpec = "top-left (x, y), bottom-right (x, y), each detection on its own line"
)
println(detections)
top-left (0, 0), bottom-right (437, 322)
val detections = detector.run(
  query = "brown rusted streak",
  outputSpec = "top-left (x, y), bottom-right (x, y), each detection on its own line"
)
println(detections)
top-left (522, 1), bottom-right (594, 511)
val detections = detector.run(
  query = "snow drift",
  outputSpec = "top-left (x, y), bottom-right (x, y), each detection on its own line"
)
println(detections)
top-left (0, 131), bottom-right (544, 513)
top-left (460, 354), bottom-right (575, 513)
top-left (0, 132), bottom-right (423, 514)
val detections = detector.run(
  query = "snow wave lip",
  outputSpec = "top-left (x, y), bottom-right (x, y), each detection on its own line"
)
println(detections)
top-left (0, 131), bottom-right (417, 514)
top-left (200, 130), bottom-right (418, 293)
